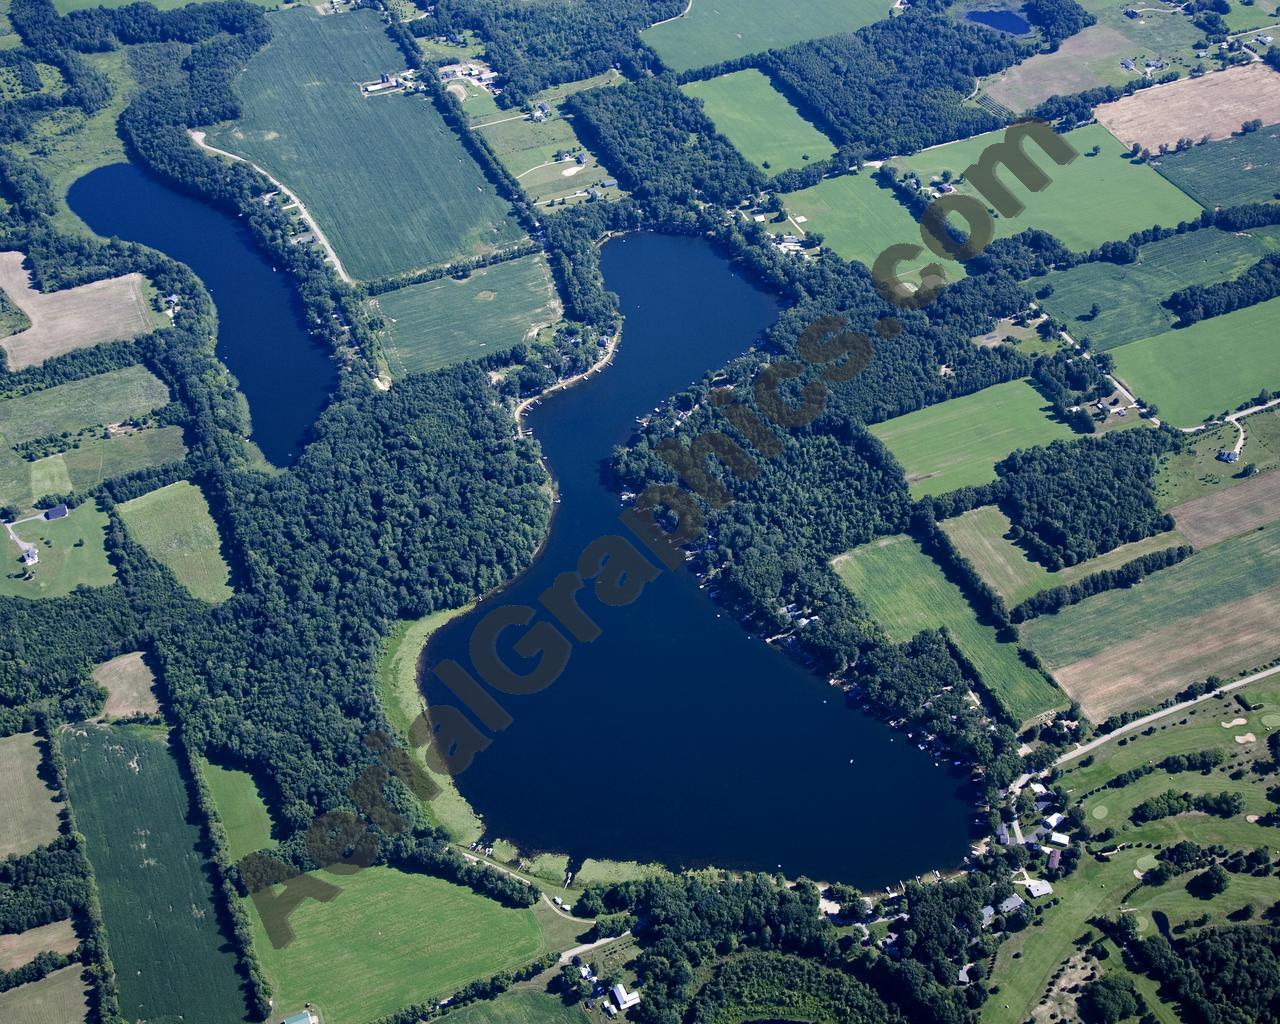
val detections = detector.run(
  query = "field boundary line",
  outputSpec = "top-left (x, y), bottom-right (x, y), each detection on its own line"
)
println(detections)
top-left (188, 130), bottom-right (353, 284)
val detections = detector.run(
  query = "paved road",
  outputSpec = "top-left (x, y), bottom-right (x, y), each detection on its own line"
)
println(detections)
top-left (1055, 663), bottom-right (1280, 766)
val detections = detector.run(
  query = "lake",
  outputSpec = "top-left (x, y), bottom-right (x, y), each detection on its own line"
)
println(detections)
top-left (422, 233), bottom-right (972, 885)
top-left (965, 7), bottom-right (1033, 33)
top-left (67, 162), bottom-right (335, 466)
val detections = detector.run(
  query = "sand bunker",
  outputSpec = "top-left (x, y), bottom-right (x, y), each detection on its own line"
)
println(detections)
top-left (1235, 732), bottom-right (1257, 744)
top-left (1222, 717), bottom-right (1247, 727)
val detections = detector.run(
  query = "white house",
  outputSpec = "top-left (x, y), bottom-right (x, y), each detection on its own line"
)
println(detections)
top-left (1027, 879), bottom-right (1054, 898)
top-left (612, 983), bottom-right (641, 1010)
top-left (1043, 812), bottom-right (1065, 829)
top-left (1049, 831), bottom-right (1071, 846)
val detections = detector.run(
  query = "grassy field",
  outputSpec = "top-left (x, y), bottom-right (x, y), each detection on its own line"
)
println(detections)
top-left (200, 759), bottom-right (276, 863)
top-left (376, 255), bottom-right (561, 376)
top-left (0, 919), bottom-right (78, 971)
top-left (0, 965), bottom-right (89, 1024)
top-left (1156, 411), bottom-right (1280, 508)
top-left (1021, 525), bottom-right (1280, 717)
top-left (833, 534), bottom-right (1066, 722)
top-left (53, 0), bottom-right (273, 10)
top-left (62, 723), bottom-right (250, 1024)
top-left (869, 379), bottom-right (1073, 498)
top-left (375, 607), bottom-right (482, 842)
top-left (1035, 226), bottom-right (1280, 351)
top-left (1111, 296), bottom-right (1280, 427)
top-left (642, 0), bottom-right (892, 73)
top-left (0, 364), bottom-right (169, 446)
top-left (0, 251), bottom-right (161, 371)
top-left (1170, 467), bottom-right (1280, 548)
top-left (894, 123), bottom-right (1203, 253)
top-left (249, 866), bottom-right (545, 1024)
top-left (986, 677), bottom-right (1280, 1024)
top-left (0, 732), bottom-right (60, 858)
top-left (463, 71), bottom-right (626, 210)
top-left (206, 8), bottom-right (524, 282)
top-left (91, 651), bottom-right (160, 720)
top-left (682, 69), bottom-right (835, 171)
top-left (440, 988), bottom-right (587, 1024)
top-left (34, 424), bottom-right (188, 495)
top-left (117, 481), bottom-right (234, 604)
top-left (1, 504), bottom-right (116, 600)
top-left (941, 505), bottom-right (1187, 605)
top-left (1153, 125), bottom-right (1280, 208)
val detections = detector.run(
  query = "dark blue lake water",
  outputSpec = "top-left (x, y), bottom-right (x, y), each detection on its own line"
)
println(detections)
top-left (67, 162), bottom-right (335, 466)
top-left (966, 8), bottom-right (1032, 33)
top-left (423, 233), bottom-right (973, 885)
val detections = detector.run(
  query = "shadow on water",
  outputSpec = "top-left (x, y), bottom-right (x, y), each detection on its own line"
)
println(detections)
top-left (67, 162), bottom-right (336, 466)
top-left (422, 233), bottom-right (972, 886)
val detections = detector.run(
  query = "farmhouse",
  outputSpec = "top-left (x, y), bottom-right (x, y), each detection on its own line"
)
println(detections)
top-left (612, 983), bottom-right (641, 1010)
top-left (1217, 450), bottom-right (1240, 463)
top-left (20, 547), bottom-right (37, 566)
top-left (44, 503), bottom-right (68, 521)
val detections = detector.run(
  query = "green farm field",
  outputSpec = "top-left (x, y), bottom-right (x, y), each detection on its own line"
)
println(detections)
top-left (1020, 524), bottom-right (1280, 717)
top-left (248, 866), bottom-right (546, 1024)
top-left (117, 481), bottom-right (234, 604)
top-left (642, 0), bottom-right (892, 73)
top-left (15, 426), bottom-right (187, 509)
top-left (0, 732), bottom-right (60, 858)
top-left (206, 8), bottom-right (524, 281)
top-left (941, 505), bottom-right (1187, 605)
top-left (0, 965), bottom-right (89, 1024)
top-left (441, 988), bottom-right (587, 1024)
top-left (775, 171), bottom-right (928, 273)
top-left (895, 123), bottom-right (1203, 253)
top-left (376, 254), bottom-right (561, 376)
top-left (1, 504), bottom-right (116, 600)
top-left (1111, 296), bottom-right (1280, 427)
top-left (1153, 127), bottom-right (1280, 208)
top-left (833, 534), bottom-right (1066, 722)
top-left (200, 760), bottom-right (276, 863)
top-left (62, 723), bottom-right (250, 1024)
top-left (682, 69), bottom-right (835, 171)
top-left (869, 379), bottom-right (1073, 498)
top-left (1036, 226), bottom-right (1280, 351)
top-left (1156, 411), bottom-right (1280, 508)
top-left (0, 364), bottom-right (169, 446)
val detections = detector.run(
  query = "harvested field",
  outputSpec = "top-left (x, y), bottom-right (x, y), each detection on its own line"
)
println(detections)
top-left (0, 964), bottom-right (89, 1023)
top-left (1047, 586), bottom-right (1280, 720)
top-left (0, 732), bottom-right (61, 858)
top-left (0, 252), bottom-right (157, 370)
top-left (91, 651), bottom-right (160, 719)
top-left (0, 919), bottom-right (78, 971)
top-left (983, 25), bottom-right (1131, 113)
top-left (1095, 64), bottom-right (1280, 152)
top-left (1171, 468), bottom-right (1280, 547)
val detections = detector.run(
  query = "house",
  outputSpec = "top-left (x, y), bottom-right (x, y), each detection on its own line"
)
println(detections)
top-left (600, 177), bottom-right (618, 188)
top-left (980, 905), bottom-right (996, 928)
top-left (1049, 831), bottom-right (1071, 847)
top-left (44, 503), bottom-right (69, 521)
top-left (1027, 879), bottom-right (1054, 898)
top-left (1029, 782), bottom-right (1047, 796)
top-left (612, 984), bottom-right (641, 1010)
top-left (1217, 450), bottom-right (1240, 463)
top-left (21, 548), bottom-right (37, 566)
top-left (1043, 812), bottom-right (1065, 829)
top-left (999, 894), bottom-right (1025, 914)
top-left (1047, 848), bottom-right (1062, 871)
top-left (281, 1011), bottom-right (318, 1024)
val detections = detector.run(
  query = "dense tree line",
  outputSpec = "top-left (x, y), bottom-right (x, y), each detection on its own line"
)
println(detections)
top-left (1024, 0), bottom-right (1096, 47)
top-left (1131, 925), bottom-right (1280, 1023)
top-left (1131, 788), bottom-right (1244, 823)
top-left (762, 7), bottom-right (1027, 157)
top-left (1165, 252), bottom-right (1280, 326)
top-left (565, 76), bottom-right (766, 209)
top-left (421, 0), bottom-right (680, 108)
top-left (992, 429), bottom-right (1180, 568)
top-left (1009, 545), bottom-right (1193, 621)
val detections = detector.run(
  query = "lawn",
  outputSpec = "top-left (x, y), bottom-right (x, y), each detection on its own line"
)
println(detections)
top-left (1034, 226), bottom-right (1280, 351)
top-left (833, 534), bottom-right (1066, 722)
top-left (772, 171), bottom-right (929, 273)
top-left (682, 69), bottom-right (835, 171)
top-left (1157, 412), bottom-right (1280, 509)
top-left (642, 0), bottom-right (892, 73)
top-left (117, 481), bottom-right (233, 604)
top-left (376, 255), bottom-right (561, 376)
top-left (375, 607), bottom-right (482, 843)
top-left (941, 505), bottom-right (1187, 605)
top-left (894, 123), bottom-right (1203, 252)
top-left (0, 503), bottom-right (116, 601)
top-left (0, 364), bottom-right (169, 446)
top-left (0, 732), bottom-right (60, 858)
top-left (1111, 296), bottom-right (1280, 427)
top-left (200, 759), bottom-right (277, 863)
top-left (248, 866), bottom-right (546, 1024)
top-left (440, 988), bottom-right (587, 1024)
top-left (91, 651), bottom-right (160, 720)
top-left (62, 723), bottom-right (250, 1024)
top-left (1152, 126), bottom-right (1280, 208)
top-left (205, 8), bottom-right (525, 282)
top-left (0, 965), bottom-right (89, 1024)
top-left (869, 379), bottom-right (1073, 498)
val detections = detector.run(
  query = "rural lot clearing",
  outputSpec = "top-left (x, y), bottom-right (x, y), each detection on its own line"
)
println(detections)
top-left (0, 251), bottom-right (157, 370)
